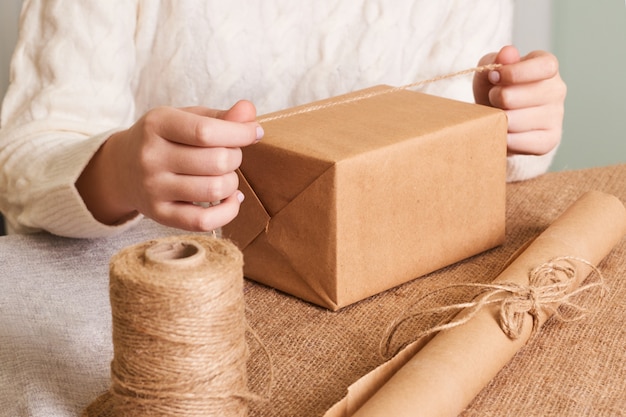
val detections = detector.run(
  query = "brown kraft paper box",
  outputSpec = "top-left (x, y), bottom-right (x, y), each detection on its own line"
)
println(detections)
top-left (222, 86), bottom-right (508, 310)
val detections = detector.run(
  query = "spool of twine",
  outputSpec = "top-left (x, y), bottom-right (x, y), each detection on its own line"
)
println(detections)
top-left (83, 235), bottom-right (251, 417)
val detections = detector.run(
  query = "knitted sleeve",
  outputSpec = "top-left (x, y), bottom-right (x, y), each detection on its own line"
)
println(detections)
top-left (506, 149), bottom-right (558, 183)
top-left (0, 0), bottom-right (142, 237)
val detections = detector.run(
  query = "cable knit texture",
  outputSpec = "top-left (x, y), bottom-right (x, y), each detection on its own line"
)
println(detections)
top-left (0, 0), bottom-right (551, 237)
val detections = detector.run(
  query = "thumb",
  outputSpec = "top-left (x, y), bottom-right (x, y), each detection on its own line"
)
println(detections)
top-left (473, 45), bottom-right (521, 105)
top-left (493, 45), bottom-right (521, 66)
top-left (222, 100), bottom-right (258, 123)
top-left (473, 51), bottom-right (497, 106)
top-left (486, 45), bottom-right (521, 85)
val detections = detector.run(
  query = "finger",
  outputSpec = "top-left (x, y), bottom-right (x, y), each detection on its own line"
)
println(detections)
top-left (488, 79), bottom-right (564, 110)
top-left (152, 192), bottom-right (245, 232)
top-left (507, 129), bottom-right (561, 156)
top-left (505, 106), bottom-right (564, 135)
top-left (477, 51), bottom-right (498, 67)
top-left (145, 106), bottom-right (261, 148)
top-left (164, 145), bottom-right (243, 176)
top-left (493, 51), bottom-right (559, 85)
top-left (159, 171), bottom-right (240, 204)
top-left (473, 51), bottom-right (500, 106)
top-left (475, 46), bottom-right (519, 88)
top-left (488, 84), bottom-right (537, 110)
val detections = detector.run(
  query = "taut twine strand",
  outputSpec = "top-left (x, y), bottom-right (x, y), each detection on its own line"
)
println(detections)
top-left (257, 63), bottom-right (502, 124)
top-left (381, 256), bottom-right (608, 359)
top-left (84, 235), bottom-right (264, 417)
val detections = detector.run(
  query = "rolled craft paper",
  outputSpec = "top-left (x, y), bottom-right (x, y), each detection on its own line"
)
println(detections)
top-left (334, 191), bottom-right (626, 417)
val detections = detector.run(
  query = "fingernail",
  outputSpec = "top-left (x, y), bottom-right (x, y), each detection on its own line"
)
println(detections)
top-left (488, 70), bottom-right (500, 84)
top-left (236, 191), bottom-right (245, 203)
top-left (255, 126), bottom-right (264, 142)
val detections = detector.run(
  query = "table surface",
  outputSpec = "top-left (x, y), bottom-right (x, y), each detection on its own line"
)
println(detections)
top-left (1, 164), bottom-right (626, 417)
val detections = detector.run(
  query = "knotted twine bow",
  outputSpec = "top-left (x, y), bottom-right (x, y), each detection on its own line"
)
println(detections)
top-left (382, 256), bottom-right (608, 358)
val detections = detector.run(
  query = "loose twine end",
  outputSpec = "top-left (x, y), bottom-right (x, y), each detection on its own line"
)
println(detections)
top-left (381, 256), bottom-right (609, 359)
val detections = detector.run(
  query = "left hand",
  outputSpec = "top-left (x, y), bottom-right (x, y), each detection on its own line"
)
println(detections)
top-left (473, 45), bottom-right (567, 156)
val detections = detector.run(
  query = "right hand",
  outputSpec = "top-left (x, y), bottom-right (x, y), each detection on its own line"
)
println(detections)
top-left (472, 45), bottom-right (566, 156)
top-left (76, 100), bottom-right (263, 231)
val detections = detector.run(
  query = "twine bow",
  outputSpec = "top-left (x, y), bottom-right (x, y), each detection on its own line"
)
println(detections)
top-left (382, 256), bottom-right (608, 358)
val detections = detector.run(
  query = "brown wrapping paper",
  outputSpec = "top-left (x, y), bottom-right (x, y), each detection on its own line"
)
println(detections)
top-left (326, 190), bottom-right (626, 417)
top-left (223, 86), bottom-right (507, 310)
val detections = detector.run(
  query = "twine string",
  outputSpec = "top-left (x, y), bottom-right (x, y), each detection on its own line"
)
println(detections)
top-left (245, 319), bottom-right (275, 401)
top-left (381, 256), bottom-right (608, 359)
top-left (257, 63), bottom-right (502, 124)
top-left (107, 237), bottom-right (262, 417)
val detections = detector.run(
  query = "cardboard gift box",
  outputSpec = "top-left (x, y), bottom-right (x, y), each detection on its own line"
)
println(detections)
top-left (222, 86), bottom-right (507, 310)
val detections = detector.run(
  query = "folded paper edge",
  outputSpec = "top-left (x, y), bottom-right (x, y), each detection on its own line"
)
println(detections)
top-left (222, 170), bottom-right (271, 249)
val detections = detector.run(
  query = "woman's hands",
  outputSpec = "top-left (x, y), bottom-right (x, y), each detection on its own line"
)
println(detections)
top-left (473, 45), bottom-right (567, 156)
top-left (77, 45), bottom-right (566, 232)
top-left (76, 100), bottom-right (263, 231)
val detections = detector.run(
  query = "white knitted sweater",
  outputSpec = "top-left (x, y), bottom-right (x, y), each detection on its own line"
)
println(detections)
top-left (0, 0), bottom-right (553, 237)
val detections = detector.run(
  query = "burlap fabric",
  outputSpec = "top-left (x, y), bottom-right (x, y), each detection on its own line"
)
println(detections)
top-left (1, 164), bottom-right (625, 417)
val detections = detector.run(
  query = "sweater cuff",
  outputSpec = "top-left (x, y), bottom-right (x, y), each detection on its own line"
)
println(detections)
top-left (11, 129), bottom-right (143, 238)
top-left (506, 147), bottom-right (558, 183)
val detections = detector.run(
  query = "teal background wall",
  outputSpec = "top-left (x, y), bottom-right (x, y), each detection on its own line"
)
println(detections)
top-left (0, 1), bottom-right (21, 104)
top-left (550, 0), bottom-right (626, 171)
